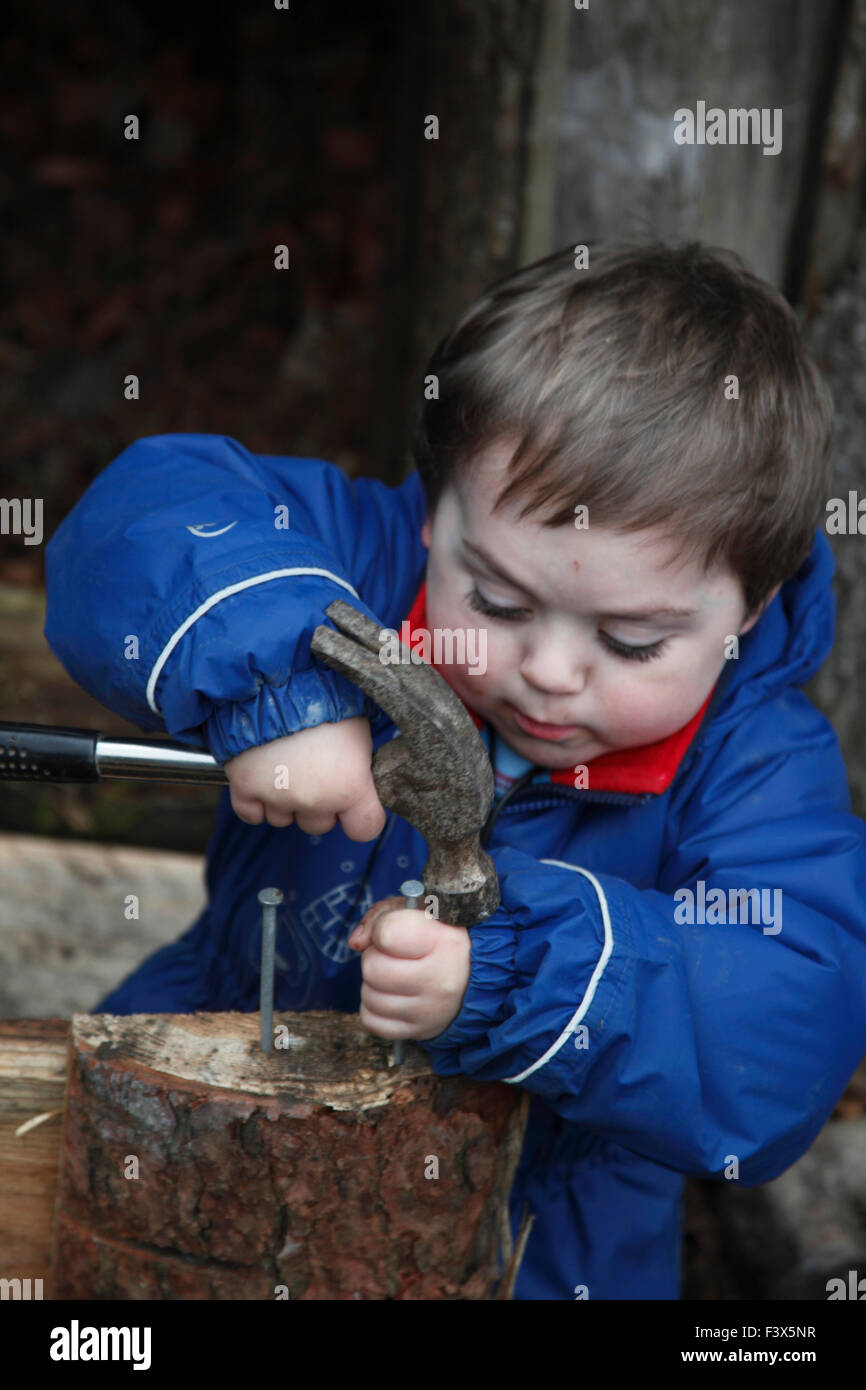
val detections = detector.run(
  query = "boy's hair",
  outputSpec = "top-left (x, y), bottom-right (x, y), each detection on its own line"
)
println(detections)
top-left (410, 241), bottom-right (834, 615)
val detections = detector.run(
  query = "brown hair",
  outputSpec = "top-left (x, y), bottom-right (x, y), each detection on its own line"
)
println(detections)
top-left (410, 241), bottom-right (834, 614)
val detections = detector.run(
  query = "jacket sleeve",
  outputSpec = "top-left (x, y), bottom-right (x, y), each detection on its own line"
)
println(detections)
top-left (44, 433), bottom-right (427, 762)
top-left (418, 694), bottom-right (866, 1186)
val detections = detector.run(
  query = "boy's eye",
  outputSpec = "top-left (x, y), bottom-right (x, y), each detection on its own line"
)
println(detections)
top-left (465, 586), bottom-right (529, 621)
top-left (466, 587), bottom-right (668, 661)
top-left (599, 632), bottom-right (667, 663)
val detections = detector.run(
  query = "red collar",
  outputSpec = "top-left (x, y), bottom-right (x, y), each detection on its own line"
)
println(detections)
top-left (400, 580), bottom-right (713, 795)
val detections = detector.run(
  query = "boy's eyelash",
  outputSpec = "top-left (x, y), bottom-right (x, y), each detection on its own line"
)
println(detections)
top-left (599, 632), bottom-right (667, 663)
top-left (466, 586), bottom-right (529, 622)
top-left (464, 586), bottom-right (668, 662)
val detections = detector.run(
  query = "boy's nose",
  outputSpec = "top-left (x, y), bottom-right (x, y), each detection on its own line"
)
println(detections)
top-left (519, 642), bottom-right (589, 698)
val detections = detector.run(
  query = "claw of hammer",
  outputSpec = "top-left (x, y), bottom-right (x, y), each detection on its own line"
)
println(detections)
top-left (310, 598), bottom-right (500, 926)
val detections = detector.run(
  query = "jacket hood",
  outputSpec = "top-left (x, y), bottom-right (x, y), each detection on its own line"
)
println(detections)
top-left (704, 525), bottom-right (836, 739)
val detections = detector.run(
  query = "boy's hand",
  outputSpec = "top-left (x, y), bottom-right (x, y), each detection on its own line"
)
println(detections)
top-left (223, 716), bottom-right (387, 842)
top-left (347, 896), bottom-right (471, 1040)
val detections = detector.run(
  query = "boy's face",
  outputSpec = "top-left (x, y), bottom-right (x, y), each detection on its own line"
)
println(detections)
top-left (420, 442), bottom-right (775, 771)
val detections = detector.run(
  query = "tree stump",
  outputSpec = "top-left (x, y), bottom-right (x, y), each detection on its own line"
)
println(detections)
top-left (51, 1011), bottom-right (530, 1300)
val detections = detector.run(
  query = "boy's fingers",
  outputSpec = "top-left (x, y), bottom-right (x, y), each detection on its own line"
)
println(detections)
top-left (338, 786), bottom-right (388, 843)
top-left (358, 1003), bottom-right (413, 1039)
top-left (347, 919), bottom-right (371, 951)
top-left (361, 951), bottom-right (423, 997)
top-left (294, 810), bottom-right (337, 835)
top-left (348, 895), bottom-right (403, 952)
top-left (360, 983), bottom-right (417, 1019)
top-left (370, 909), bottom-right (438, 959)
top-left (230, 794), bottom-right (265, 825)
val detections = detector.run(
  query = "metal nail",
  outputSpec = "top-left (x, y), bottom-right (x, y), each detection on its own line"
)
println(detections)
top-left (392, 878), bottom-right (425, 1067)
top-left (258, 887), bottom-right (284, 1052)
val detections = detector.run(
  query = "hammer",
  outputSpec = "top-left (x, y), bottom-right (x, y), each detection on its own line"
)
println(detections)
top-left (310, 598), bottom-right (500, 927)
top-left (0, 599), bottom-right (501, 1052)
top-left (311, 598), bottom-right (501, 1063)
top-left (0, 602), bottom-right (500, 921)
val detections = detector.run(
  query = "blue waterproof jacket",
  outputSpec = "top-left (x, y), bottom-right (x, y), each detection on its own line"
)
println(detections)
top-left (44, 433), bottom-right (866, 1300)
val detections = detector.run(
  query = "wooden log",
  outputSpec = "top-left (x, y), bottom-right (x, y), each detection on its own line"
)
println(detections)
top-left (0, 1018), bottom-right (69, 1297)
top-left (52, 1010), bottom-right (529, 1300)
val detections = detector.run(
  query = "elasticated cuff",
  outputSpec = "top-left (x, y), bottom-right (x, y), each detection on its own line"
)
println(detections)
top-left (423, 917), bottom-right (518, 1051)
top-left (204, 664), bottom-right (379, 764)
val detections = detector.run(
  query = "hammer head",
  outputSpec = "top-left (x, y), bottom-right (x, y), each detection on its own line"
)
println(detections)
top-left (310, 599), bottom-right (500, 926)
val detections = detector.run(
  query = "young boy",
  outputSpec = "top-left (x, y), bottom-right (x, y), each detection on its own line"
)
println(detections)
top-left (44, 242), bottom-right (866, 1300)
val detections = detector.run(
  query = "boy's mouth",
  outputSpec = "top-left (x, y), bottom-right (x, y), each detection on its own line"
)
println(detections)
top-left (506, 702), bottom-right (583, 742)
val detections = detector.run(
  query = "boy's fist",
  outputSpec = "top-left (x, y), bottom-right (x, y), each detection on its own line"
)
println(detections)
top-left (348, 896), bottom-right (471, 1040)
top-left (223, 716), bottom-right (387, 841)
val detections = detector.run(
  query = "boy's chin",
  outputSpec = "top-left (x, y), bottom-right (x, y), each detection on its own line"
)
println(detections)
top-left (512, 737), bottom-right (592, 770)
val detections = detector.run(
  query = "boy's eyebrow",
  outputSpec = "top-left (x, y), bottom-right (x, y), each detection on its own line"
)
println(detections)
top-left (461, 538), bottom-right (699, 620)
top-left (461, 539), bottom-right (542, 601)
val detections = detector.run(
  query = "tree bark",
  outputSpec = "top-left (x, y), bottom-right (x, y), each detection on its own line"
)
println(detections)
top-left (51, 1010), bottom-right (529, 1300)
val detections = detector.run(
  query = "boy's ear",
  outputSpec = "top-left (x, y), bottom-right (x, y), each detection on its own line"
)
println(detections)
top-left (738, 583), bottom-right (781, 635)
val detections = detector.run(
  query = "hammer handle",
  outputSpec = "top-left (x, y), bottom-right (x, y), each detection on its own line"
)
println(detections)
top-left (0, 722), bottom-right (227, 784)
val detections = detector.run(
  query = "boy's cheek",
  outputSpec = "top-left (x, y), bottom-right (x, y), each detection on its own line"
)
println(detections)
top-left (605, 667), bottom-right (715, 745)
top-left (443, 647), bottom-right (511, 711)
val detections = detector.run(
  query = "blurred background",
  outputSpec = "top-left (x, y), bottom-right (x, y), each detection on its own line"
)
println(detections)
top-left (0, 0), bottom-right (865, 1298)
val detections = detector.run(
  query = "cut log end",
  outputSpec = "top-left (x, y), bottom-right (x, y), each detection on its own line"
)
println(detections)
top-left (78, 1008), bottom-right (431, 1109)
